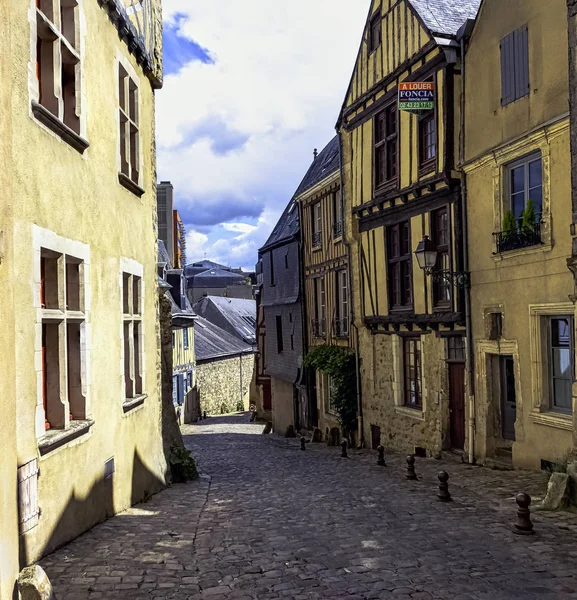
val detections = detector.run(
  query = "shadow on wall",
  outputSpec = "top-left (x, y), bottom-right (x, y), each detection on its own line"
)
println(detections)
top-left (18, 449), bottom-right (165, 571)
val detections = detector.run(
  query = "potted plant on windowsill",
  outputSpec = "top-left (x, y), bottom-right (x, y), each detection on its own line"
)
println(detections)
top-left (501, 209), bottom-right (517, 251)
top-left (520, 198), bottom-right (539, 247)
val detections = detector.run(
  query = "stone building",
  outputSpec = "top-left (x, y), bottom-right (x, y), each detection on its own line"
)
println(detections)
top-left (338, 0), bottom-right (481, 456)
top-left (194, 317), bottom-right (255, 415)
top-left (464, 0), bottom-right (573, 469)
top-left (0, 0), bottom-right (165, 591)
top-left (185, 259), bottom-right (254, 304)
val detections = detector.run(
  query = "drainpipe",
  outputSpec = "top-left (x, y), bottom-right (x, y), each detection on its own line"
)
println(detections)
top-left (337, 133), bottom-right (364, 449)
top-left (240, 351), bottom-right (243, 410)
top-left (458, 22), bottom-right (476, 464)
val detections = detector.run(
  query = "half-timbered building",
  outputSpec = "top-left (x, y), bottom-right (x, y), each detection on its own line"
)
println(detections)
top-left (338, 0), bottom-right (481, 456)
top-left (296, 137), bottom-right (354, 436)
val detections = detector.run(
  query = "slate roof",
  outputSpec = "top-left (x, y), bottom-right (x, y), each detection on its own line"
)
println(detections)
top-left (193, 268), bottom-right (247, 286)
top-left (260, 196), bottom-right (299, 251)
top-left (294, 136), bottom-right (340, 198)
top-left (193, 296), bottom-right (256, 345)
top-left (407, 0), bottom-right (481, 37)
top-left (185, 260), bottom-right (228, 276)
top-left (194, 317), bottom-right (254, 362)
top-left (158, 240), bottom-right (172, 268)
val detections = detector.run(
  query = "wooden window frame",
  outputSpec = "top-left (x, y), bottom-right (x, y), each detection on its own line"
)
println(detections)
top-left (332, 190), bottom-right (343, 239)
top-left (313, 277), bottom-right (326, 337)
top-left (386, 221), bottom-right (413, 312)
top-left (403, 337), bottom-right (423, 410)
top-left (374, 102), bottom-right (398, 191)
top-left (122, 272), bottom-right (143, 400)
top-left (369, 12), bottom-right (382, 54)
top-left (118, 63), bottom-right (142, 194)
top-left (505, 152), bottom-right (543, 224)
top-left (335, 269), bottom-right (349, 337)
top-left (312, 202), bottom-right (322, 249)
top-left (546, 315), bottom-right (574, 414)
top-left (418, 111), bottom-right (437, 173)
top-left (430, 207), bottom-right (451, 310)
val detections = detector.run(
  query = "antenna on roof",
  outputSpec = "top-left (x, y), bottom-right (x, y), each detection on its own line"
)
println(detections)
top-left (313, 148), bottom-right (318, 160)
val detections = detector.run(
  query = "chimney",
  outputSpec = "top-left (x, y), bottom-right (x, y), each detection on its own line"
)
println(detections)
top-left (313, 148), bottom-right (318, 160)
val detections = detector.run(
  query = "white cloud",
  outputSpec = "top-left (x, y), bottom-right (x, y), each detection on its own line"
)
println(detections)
top-left (157, 0), bottom-right (370, 268)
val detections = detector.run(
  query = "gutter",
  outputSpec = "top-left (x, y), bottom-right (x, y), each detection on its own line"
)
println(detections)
top-left (457, 19), bottom-right (476, 465)
top-left (337, 133), bottom-right (364, 449)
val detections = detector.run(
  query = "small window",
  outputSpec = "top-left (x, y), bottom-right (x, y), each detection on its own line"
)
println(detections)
top-left (431, 208), bottom-right (450, 307)
top-left (119, 65), bottom-right (140, 185)
top-left (314, 277), bottom-right (326, 337)
top-left (335, 270), bottom-right (348, 337)
top-left (285, 253), bottom-right (289, 269)
top-left (403, 338), bottom-right (422, 409)
top-left (506, 153), bottom-right (542, 224)
top-left (312, 203), bottom-right (322, 248)
top-left (548, 316), bottom-right (574, 414)
top-left (447, 336), bottom-right (465, 361)
top-left (419, 112), bottom-right (436, 168)
top-left (183, 328), bottom-right (189, 350)
top-left (501, 25), bottom-right (529, 106)
top-left (332, 190), bottom-right (343, 238)
top-left (374, 103), bottom-right (398, 188)
top-left (369, 13), bottom-right (382, 53)
top-left (387, 221), bottom-right (412, 310)
top-left (276, 316), bottom-right (283, 353)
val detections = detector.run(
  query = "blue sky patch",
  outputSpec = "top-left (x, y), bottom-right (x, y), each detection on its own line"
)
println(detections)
top-left (163, 13), bottom-right (213, 76)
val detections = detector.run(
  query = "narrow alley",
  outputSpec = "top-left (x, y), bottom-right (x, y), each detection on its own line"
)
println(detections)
top-left (42, 414), bottom-right (577, 600)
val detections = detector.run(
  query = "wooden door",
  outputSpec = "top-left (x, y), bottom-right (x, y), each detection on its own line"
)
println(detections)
top-left (448, 362), bottom-right (466, 450)
top-left (501, 355), bottom-right (516, 441)
top-left (262, 380), bottom-right (272, 410)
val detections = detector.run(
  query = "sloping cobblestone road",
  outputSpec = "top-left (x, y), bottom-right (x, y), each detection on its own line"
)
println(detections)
top-left (43, 413), bottom-right (577, 599)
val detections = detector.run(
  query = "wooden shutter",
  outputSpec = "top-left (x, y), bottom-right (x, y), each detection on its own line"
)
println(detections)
top-left (18, 459), bottom-right (40, 533)
top-left (500, 31), bottom-right (515, 106)
top-left (514, 25), bottom-right (529, 100)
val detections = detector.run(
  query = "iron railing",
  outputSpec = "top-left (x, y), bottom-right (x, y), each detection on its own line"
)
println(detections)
top-left (332, 221), bottom-right (343, 238)
top-left (312, 319), bottom-right (326, 337)
top-left (493, 222), bottom-right (542, 254)
top-left (333, 317), bottom-right (349, 337)
top-left (312, 232), bottom-right (322, 249)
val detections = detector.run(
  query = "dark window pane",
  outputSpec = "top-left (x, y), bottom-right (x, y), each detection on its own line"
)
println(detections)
top-left (529, 187), bottom-right (542, 218)
top-left (552, 318), bottom-right (570, 347)
top-left (511, 165), bottom-right (524, 194)
top-left (553, 348), bottom-right (571, 378)
top-left (529, 159), bottom-right (542, 189)
top-left (511, 192), bottom-right (525, 221)
top-left (553, 379), bottom-right (572, 410)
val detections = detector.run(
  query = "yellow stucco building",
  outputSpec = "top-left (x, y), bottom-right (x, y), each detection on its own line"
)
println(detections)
top-left (0, 0), bottom-right (166, 592)
top-left (338, 0), bottom-right (480, 455)
top-left (463, 0), bottom-right (574, 469)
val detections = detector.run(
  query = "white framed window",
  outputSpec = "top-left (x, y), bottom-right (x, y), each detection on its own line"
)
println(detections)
top-left (313, 277), bottom-right (326, 337)
top-left (547, 316), bottom-right (574, 414)
top-left (335, 270), bottom-right (348, 337)
top-left (505, 153), bottom-right (542, 224)
top-left (120, 258), bottom-right (145, 403)
top-left (312, 202), bottom-right (322, 248)
top-left (33, 226), bottom-right (91, 438)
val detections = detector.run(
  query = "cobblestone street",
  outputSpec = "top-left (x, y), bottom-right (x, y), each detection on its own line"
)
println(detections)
top-left (43, 413), bottom-right (577, 599)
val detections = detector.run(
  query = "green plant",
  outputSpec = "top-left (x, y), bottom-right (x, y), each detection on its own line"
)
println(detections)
top-left (502, 210), bottom-right (517, 236)
top-left (521, 198), bottom-right (537, 233)
top-left (169, 445), bottom-right (199, 483)
top-left (304, 345), bottom-right (357, 432)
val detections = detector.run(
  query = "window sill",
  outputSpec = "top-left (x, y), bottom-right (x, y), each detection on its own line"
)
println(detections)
top-left (418, 160), bottom-right (436, 177)
top-left (492, 242), bottom-right (552, 261)
top-left (312, 246), bottom-right (323, 252)
top-left (531, 412), bottom-right (572, 431)
top-left (118, 173), bottom-right (146, 197)
top-left (31, 102), bottom-right (89, 154)
top-left (374, 181), bottom-right (398, 196)
top-left (123, 394), bottom-right (147, 413)
top-left (394, 405), bottom-right (424, 421)
top-left (38, 419), bottom-right (94, 456)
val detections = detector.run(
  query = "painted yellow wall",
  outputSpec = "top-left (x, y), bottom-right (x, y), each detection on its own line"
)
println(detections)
top-left (464, 0), bottom-right (573, 469)
top-left (173, 325), bottom-right (195, 385)
top-left (5, 0), bottom-right (167, 569)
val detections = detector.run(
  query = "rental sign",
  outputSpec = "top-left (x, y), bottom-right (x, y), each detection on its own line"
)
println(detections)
top-left (398, 81), bottom-right (435, 111)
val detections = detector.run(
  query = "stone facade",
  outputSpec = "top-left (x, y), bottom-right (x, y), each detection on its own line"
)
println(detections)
top-left (197, 354), bottom-right (255, 416)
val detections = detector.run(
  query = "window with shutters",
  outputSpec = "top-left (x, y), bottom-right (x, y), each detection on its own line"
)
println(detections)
top-left (118, 62), bottom-right (142, 195)
top-left (500, 25), bottom-right (529, 106)
top-left (374, 103), bottom-right (398, 189)
top-left (39, 249), bottom-right (87, 431)
top-left (18, 460), bottom-right (40, 534)
top-left (121, 265), bottom-right (144, 403)
top-left (33, 0), bottom-right (85, 151)
top-left (387, 221), bottom-right (412, 311)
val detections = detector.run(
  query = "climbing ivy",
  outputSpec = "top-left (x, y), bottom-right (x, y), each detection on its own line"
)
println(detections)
top-left (304, 345), bottom-right (357, 431)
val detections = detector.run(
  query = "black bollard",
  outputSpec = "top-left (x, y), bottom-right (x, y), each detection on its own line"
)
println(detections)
top-left (341, 439), bottom-right (348, 458)
top-left (513, 492), bottom-right (535, 535)
top-left (377, 445), bottom-right (386, 466)
top-left (203, 410), bottom-right (207, 419)
top-left (406, 455), bottom-right (417, 480)
top-left (300, 436), bottom-right (306, 451)
top-left (437, 471), bottom-right (452, 502)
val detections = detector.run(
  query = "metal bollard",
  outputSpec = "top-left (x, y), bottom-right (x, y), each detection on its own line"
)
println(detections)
top-left (513, 492), bottom-right (535, 535)
top-left (406, 455), bottom-right (417, 480)
top-left (377, 445), bottom-right (386, 466)
top-left (437, 471), bottom-right (452, 502)
top-left (341, 439), bottom-right (348, 458)
top-left (300, 436), bottom-right (306, 451)
top-left (203, 410), bottom-right (207, 420)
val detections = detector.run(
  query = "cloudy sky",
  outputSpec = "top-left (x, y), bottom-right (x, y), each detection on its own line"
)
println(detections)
top-left (156, 1), bottom-right (369, 271)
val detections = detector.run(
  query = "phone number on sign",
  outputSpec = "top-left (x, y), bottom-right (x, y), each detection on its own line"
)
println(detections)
top-left (399, 101), bottom-right (434, 110)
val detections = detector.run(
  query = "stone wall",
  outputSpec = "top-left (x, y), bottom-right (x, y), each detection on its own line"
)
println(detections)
top-left (271, 377), bottom-right (294, 435)
top-left (197, 354), bottom-right (255, 416)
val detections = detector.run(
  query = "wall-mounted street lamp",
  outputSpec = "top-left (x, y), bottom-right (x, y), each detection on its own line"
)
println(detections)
top-left (414, 236), bottom-right (470, 288)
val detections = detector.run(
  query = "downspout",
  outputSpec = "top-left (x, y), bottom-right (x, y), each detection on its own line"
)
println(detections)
top-left (337, 132), bottom-right (364, 448)
top-left (458, 23), bottom-right (476, 464)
